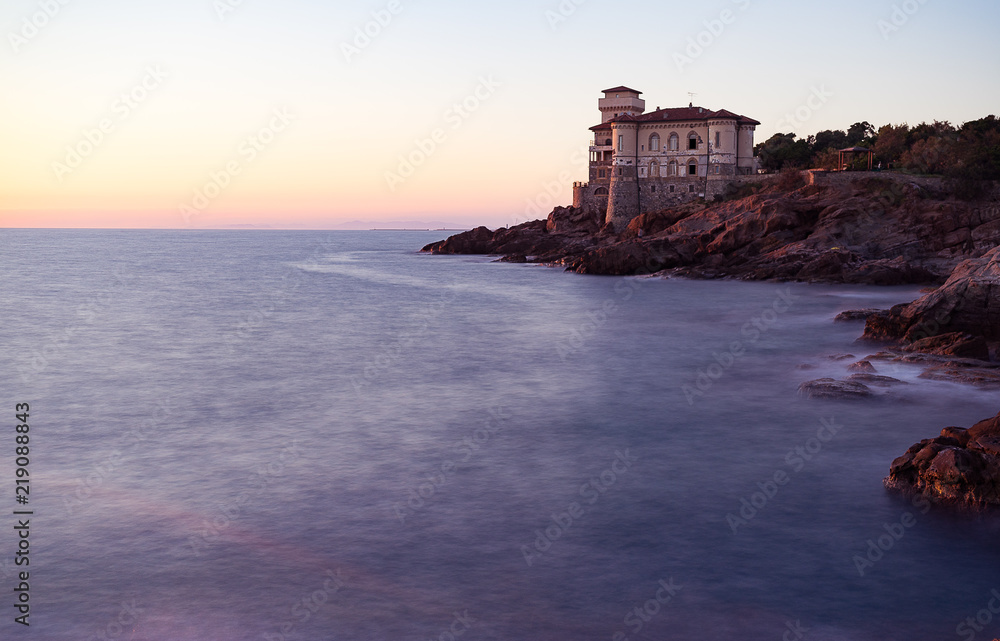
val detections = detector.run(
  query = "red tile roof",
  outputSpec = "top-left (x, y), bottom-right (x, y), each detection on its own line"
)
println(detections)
top-left (591, 106), bottom-right (760, 129)
top-left (602, 86), bottom-right (642, 95)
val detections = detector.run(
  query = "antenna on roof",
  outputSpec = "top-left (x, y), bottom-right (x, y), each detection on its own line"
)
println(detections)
top-left (687, 92), bottom-right (697, 108)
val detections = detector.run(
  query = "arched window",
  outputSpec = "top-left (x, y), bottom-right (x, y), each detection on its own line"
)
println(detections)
top-left (688, 133), bottom-right (699, 151)
top-left (688, 160), bottom-right (698, 176)
top-left (594, 187), bottom-right (609, 196)
top-left (649, 133), bottom-right (660, 152)
top-left (605, 139), bottom-right (612, 146)
top-left (668, 160), bottom-right (679, 176)
top-left (649, 160), bottom-right (659, 177)
top-left (668, 133), bottom-right (679, 151)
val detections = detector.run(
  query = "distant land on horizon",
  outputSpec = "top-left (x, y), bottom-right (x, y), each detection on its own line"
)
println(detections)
top-left (198, 221), bottom-right (473, 231)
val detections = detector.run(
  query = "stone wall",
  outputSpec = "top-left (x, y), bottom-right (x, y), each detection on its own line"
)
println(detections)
top-left (805, 170), bottom-right (946, 190)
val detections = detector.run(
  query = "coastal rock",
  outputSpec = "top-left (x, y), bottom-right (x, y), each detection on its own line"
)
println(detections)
top-left (863, 246), bottom-right (1000, 346)
top-left (847, 373), bottom-right (907, 386)
top-left (545, 206), bottom-right (603, 235)
top-left (885, 411), bottom-right (1000, 507)
top-left (847, 360), bottom-right (877, 373)
top-left (423, 176), bottom-right (1000, 286)
top-left (901, 332), bottom-right (990, 360)
top-left (917, 366), bottom-right (1000, 388)
top-left (835, 309), bottom-right (885, 322)
top-left (798, 378), bottom-right (874, 399)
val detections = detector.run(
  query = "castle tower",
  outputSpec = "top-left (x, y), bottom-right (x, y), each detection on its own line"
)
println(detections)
top-left (598, 87), bottom-right (645, 124)
top-left (606, 120), bottom-right (640, 231)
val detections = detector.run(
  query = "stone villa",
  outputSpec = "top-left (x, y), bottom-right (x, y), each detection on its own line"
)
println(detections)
top-left (572, 86), bottom-right (761, 230)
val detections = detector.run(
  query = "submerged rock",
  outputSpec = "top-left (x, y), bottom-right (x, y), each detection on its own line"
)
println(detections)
top-left (835, 309), bottom-right (885, 322)
top-left (847, 373), bottom-right (907, 387)
top-left (885, 411), bottom-right (1000, 507)
top-left (798, 378), bottom-right (874, 399)
top-left (847, 360), bottom-right (877, 373)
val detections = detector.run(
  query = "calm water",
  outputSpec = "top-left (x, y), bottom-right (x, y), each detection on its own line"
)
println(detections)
top-left (1, 230), bottom-right (998, 641)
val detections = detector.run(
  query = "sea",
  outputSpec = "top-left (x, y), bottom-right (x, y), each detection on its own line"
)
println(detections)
top-left (1, 229), bottom-right (998, 641)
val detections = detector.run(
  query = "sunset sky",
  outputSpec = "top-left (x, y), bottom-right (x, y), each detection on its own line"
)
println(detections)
top-left (2, 0), bottom-right (998, 229)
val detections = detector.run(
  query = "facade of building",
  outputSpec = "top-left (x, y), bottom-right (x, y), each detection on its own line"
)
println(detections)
top-left (573, 86), bottom-right (761, 230)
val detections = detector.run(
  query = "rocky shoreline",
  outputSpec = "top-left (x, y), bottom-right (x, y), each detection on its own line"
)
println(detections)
top-left (423, 173), bottom-right (1000, 509)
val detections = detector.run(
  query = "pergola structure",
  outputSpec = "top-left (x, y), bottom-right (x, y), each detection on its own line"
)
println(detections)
top-left (838, 146), bottom-right (874, 171)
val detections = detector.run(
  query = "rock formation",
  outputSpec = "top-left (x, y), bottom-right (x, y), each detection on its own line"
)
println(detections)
top-left (423, 175), bottom-right (1000, 286)
top-left (885, 411), bottom-right (1000, 507)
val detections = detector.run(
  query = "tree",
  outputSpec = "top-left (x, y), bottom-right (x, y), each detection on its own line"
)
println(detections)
top-left (812, 129), bottom-right (848, 154)
top-left (755, 133), bottom-right (812, 172)
top-left (874, 124), bottom-right (910, 165)
top-left (846, 122), bottom-right (876, 147)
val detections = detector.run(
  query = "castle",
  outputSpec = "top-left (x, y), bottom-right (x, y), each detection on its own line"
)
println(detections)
top-left (572, 87), bottom-right (761, 231)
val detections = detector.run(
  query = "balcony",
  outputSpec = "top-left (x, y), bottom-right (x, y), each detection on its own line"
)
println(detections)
top-left (590, 144), bottom-right (614, 152)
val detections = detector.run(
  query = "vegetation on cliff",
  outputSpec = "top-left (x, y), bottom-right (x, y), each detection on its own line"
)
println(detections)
top-left (754, 115), bottom-right (1000, 198)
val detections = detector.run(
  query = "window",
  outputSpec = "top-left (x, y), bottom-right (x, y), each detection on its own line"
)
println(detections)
top-left (650, 133), bottom-right (660, 152)
top-left (651, 185), bottom-right (657, 192)
top-left (715, 132), bottom-right (721, 148)
top-left (639, 167), bottom-right (647, 178)
top-left (689, 185), bottom-right (696, 193)
top-left (598, 169), bottom-right (605, 178)
top-left (714, 165), bottom-right (721, 175)
top-left (605, 139), bottom-right (612, 146)
top-left (688, 134), bottom-right (698, 151)
top-left (669, 160), bottom-right (678, 176)
top-left (618, 168), bottom-right (623, 176)
top-left (669, 133), bottom-right (679, 151)
top-left (688, 160), bottom-right (698, 176)
top-left (649, 160), bottom-right (658, 177)
top-left (669, 185), bottom-right (675, 193)
top-left (595, 187), bottom-right (609, 196)
top-left (618, 135), bottom-right (624, 151)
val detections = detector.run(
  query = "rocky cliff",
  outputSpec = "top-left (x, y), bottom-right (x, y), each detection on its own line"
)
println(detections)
top-left (423, 175), bottom-right (1000, 285)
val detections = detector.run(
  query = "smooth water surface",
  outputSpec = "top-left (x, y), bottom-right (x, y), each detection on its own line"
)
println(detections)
top-left (1, 230), bottom-right (998, 640)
